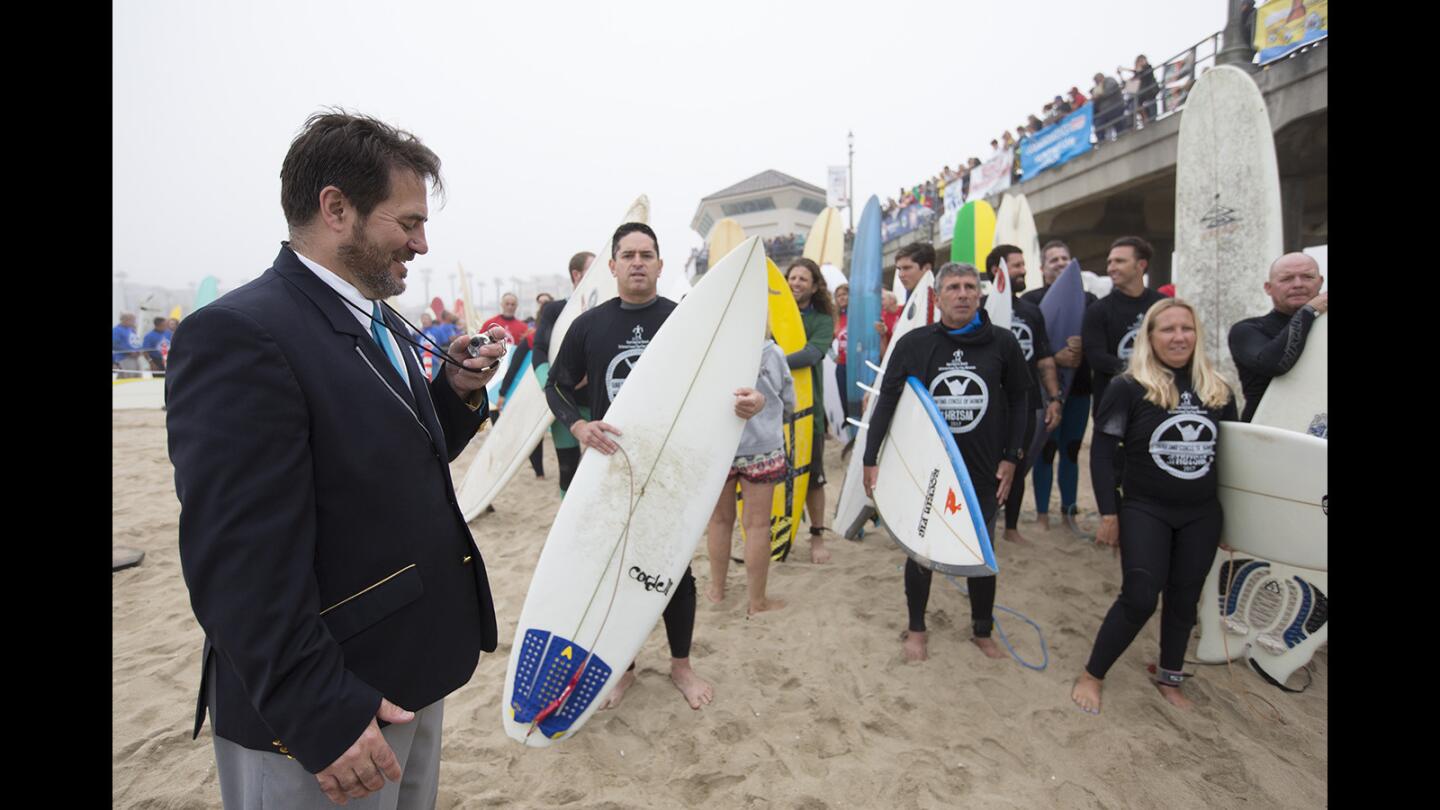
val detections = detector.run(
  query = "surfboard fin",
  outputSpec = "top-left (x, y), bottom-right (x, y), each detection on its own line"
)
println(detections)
top-left (846, 417), bottom-right (868, 430)
top-left (865, 360), bottom-right (884, 374)
top-left (858, 383), bottom-right (879, 396)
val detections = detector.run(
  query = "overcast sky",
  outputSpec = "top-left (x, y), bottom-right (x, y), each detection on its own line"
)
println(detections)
top-left (113, 0), bottom-right (1227, 312)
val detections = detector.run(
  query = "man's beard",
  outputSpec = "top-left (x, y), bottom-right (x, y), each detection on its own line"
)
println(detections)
top-left (1012, 274), bottom-right (1027, 293)
top-left (338, 220), bottom-right (406, 298)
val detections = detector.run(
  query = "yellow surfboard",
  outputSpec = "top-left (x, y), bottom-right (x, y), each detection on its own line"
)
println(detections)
top-left (803, 206), bottom-right (845, 268)
top-left (737, 258), bottom-right (814, 561)
top-left (707, 218), bottom-right (747, 267)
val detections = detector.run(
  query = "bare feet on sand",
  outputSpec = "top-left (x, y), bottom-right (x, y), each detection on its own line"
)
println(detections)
top-left (1037, 513), bottom-right (1051, 530)
top-left (670, 659), bottom-right (714, 709)
top-left (601, 669), bottom-right (636, 710)
top-left (810, 536), bottom-right (831, 564)
top-left (705, 584), bottom-right (725, 604)
top-left (747, 597), bottom-right (786, 616)
top-left (1154, 683), bottom-right (1194, 710)
top-left (901, 630), bottom-right (928, 661)
top-left (1071, 671), bottom-right (1103, 714)
top-left (1003, 528), bottom-right (1030, 544)
top-left (971, 637), bottom-right (1007, 659)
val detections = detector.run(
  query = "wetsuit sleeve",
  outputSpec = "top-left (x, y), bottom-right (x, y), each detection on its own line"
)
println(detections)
top-left (1227, 308), bottom-right (1317, 378)
top-left (787, 313), bottom-right (835, 369)
top-left (544, 313), bottom-right (588, 428)
top-left (1083, 302), bottom-right (1125, 376)
top-left (532, 300), bottom-right (563, 369)
top-left (1089, 432), bottom-right (1120, 514)
top-left (863, 333), bottom-right (913, 466)
top-left (1093, 377), bottom-right (1133, 440)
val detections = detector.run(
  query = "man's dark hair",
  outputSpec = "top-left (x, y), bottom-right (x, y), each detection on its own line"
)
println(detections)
top-left (895, 242), bottom-right (935, 269)
top-left (1110, 235), bottom-right (1153, 264)
top-left (1041, 239), bottom-right (1070, 257)
top-left (568, 251), bottom-right (596, 275)
top-left (611, 223), bottom-right (659, 259)
top-left (279, 110), bottom-right (444, 231)
top-left (154, 317), bottom-right (167, 328)
top-left (985, 244), bottom-right (1024, 274)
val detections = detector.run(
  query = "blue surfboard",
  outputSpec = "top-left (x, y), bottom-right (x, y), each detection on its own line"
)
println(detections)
top-left (1038, 259), bottom-right (1086, 401)
top-left (845, 196), bottom-right (883, 417)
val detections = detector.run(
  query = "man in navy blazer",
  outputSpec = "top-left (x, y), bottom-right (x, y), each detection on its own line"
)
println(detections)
top-left (167, 111), bottom-right (504, 808)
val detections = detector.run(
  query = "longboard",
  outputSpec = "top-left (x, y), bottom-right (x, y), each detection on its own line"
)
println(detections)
top-left (844, 196), bottom-right (883, 417)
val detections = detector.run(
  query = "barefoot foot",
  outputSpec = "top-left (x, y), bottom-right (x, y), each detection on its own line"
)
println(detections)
top-left (601, 669), bottom-right (636, 710)
top-left (670, 660), bottom-right (713, 709)
top-left (809, 537), bottom-right (831, 564)
top-left (1071, 672), bottom-right (1103, 714)
top-left (747, 597), bottom-right (787, 616)
top-left (705, 585), bottom-right (725, 604)
top-left (1036, 512), bottom-right (1051, 530)
top-left (901, 630), bottom-right (929, 662)
top-left (971, 637), bottom-right (1007, 659)
top-left (1003, 528), bottom-right (1030, 545)
top-left (1154, 683), bottom-right (1194, 710)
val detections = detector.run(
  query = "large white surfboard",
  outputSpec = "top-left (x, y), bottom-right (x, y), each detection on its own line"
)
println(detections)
top-left (834, 272), bottom-right (934, 538)
top-left (1195, 554), bottom-right (1326, 687)
top-left (993, 193), bottom-right (1042, 293)
top-left (1217, 420), bottom-right (1327, 571)
top-left (456, 196), bottom-right (648, 520)
top-left (1248, 313), bottom-right (1327, 436)
top-left (1173, 64), bottom-right (1282, 388)
top-left (502, 237), bottom-right (767, 746)
top-left (983, 257), bottom-right (1013, 330)
top-left (870, 378), bottom-right (998, 577)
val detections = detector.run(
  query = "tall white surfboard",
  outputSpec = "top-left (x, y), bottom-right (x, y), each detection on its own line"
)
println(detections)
top-left (1216, 421), bottom-right (1326, 570)
top-left (456, 196), bottom-right (648, 520)
top-left (502, 237), bottom-right (767, 746)
top-left (993, 193), bottom-right (1042, 293)
top-left (1173, 64), bottom-right (1282, 388)
top-left (1248, 313), bottom-right (1326, 436)
top-left (870, 378), bottom-right (998, 576)
top-left (984, 257), bottom-right (1013, 330)
top-left (834, 272), bottom-right (934, 538)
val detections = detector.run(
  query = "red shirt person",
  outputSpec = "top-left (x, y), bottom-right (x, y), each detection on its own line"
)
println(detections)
top-left (481, 292), bottom-right (531, 347)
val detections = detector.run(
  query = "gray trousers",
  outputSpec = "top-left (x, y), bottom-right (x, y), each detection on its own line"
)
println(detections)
top-left (208, 658), bottom-right (444, 810)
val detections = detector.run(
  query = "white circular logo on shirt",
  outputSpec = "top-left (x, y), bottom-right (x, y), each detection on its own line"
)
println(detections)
top-left (1010, 321), bottom-right (1034, 361)
top-left (929, 369), bottom-right (989, 434)
top-left (1148, 412), bottom-right (1218, 479)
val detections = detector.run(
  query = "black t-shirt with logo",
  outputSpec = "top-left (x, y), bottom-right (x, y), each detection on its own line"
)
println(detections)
top-left (863, 314), bottom-right (1031, 512)
top-left (1093, 369), bottom-right (1238, 509)
top-left (1009, 296), bottom-right (1053, 408)
top-left (1022, 285), bottom-right (1096, 398)
top-left (1081, 287), bottom-right (1165, 415)
top-left (545, 296), bottom-right (677, 427)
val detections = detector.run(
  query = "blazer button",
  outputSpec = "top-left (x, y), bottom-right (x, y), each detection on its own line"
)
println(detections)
top-left (271, 740), bottom-right (282, 747)
top-left (462, 555), bottom-right (473, 565)
top-left (279, 747), bottom-right (289, 754)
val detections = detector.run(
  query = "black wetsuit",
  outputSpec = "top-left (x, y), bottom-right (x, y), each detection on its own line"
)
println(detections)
top-left (1084, 370), bottom-right (1237, 681)
top-left (1022, 285), bottom-right (1097, 515)
top-left (545, 296), bottom-right (696, 659)
top-left (533, 297), bottom-right (581, 491)
top-left (864, 312), bottom-right (1031, 637)
top-left (1001, 295), bottom-right (1053, 531)
top-left (1082, 286), bottom-right (1165, 509)
top-left (1227, 306), bottom-right (1321, 422)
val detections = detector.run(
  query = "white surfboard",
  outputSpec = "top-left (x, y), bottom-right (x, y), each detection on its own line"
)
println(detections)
top-left (501, 236), bottom-right (767, 746)
top-left (869, 378), bottom-right (998, 576)
top-left (1216, 420), bottom-right (1326, 571)
top-left (1248, 313), bottom-right (1327, 437)
top-left (456, 196), bottom-right (648, 520)
top-left (1173, 64), bottom-right (1282, 389)
top-left (984, 257), bottom-right (1013, 330)
top-left (112, 377), bottom-right (166, 410)
top-left (823, 354), bottom-right (846, 442)
top-left (820, 263), bottom-right (847, 296)
top-left (1195, 554), bottom-right (1326, 687)
top-left (993, 193), bottom-right (1042, 293)
top-left (834, 272), bottom-right (934, 538)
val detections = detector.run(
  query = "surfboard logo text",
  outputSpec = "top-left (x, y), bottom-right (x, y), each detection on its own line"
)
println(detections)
top-left (629, 566), bottom-right (674, 596)
top-left (917, 468), bottom-right (939, 538)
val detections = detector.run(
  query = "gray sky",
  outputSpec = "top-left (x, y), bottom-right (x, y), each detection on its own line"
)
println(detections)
top-left (113, 0), bottom-right (1226, 313)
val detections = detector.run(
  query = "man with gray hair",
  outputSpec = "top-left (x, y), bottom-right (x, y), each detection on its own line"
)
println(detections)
top-left (861, 262), bottom-right (1031, 662)
top-left (1228, 252), bottom-right (1328, 422)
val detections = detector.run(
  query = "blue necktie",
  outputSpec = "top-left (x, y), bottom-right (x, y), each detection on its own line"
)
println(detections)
top-left (371, 302), bottom-right (405, 378)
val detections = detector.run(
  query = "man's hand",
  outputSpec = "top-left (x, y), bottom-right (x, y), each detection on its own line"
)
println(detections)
top-left (1096, 515), bottom-right (1120, 551)
top-left (1053, 336), bottom-right (1083, 368)
top-left (444, 326), bottom-right (507, 402)
top-left (572, 419), bottom-right (622, 455)
top-left (874, 320), bottom-right (887, 336)
top-left (1306, 292), bottom-right (1328, 314)
top-left (734, 387), bottom-right (765, 419)
top-left (315, 698), bottom-right (413, 806)
top-left (995, 460), bottom-right (1016, 505)
top-left (1044, 400), bottom-right (1063, 431)
top-left (863, 465), bottom-right (878, 498)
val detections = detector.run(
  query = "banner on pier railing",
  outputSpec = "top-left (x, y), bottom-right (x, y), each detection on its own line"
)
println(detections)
top-left (1254, 0), bottom-right (1327, 65)
top-left (1019, 102), bottom-right (1094, 180)
top-left (881, 203), bottom-right (934, 243)
top-left (967, 148), bottom-right (1013, 201)
top-left (937, 181), bottom-right (965, 242)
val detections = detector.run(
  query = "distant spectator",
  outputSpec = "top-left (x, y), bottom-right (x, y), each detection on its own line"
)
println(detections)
top-left (1027, 114), bottom-right (1044, 133)
top-left (1118, 55), bottom-right (1159, 125)
top-left (877, 289), bottom-right (901, 356)
top-left (141, 316), bottom-right (169, 371)
top-left (989, 138), bottom-right (1000, 155)
top-left (1091, 71), bottom-right (1123, 142)
top-left (1158, 283), bottom-right (1175, 298)
top-left (1069, 86), bottom-right (1088, 108)
top-left (112, 312), bottom-right (142, 377)
top-left (1054, 94), bottom-right (1073, 116)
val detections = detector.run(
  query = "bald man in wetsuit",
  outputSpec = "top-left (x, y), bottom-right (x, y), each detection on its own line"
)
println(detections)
top-left (1227, 252), bottom-right (1328, 422)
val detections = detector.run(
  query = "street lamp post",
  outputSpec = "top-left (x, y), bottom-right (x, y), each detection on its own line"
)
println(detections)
top-left (847, 130), bottom-right (855, 233)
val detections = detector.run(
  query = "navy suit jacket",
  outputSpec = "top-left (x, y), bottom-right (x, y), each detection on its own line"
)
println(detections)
top-left (166, 245), bottom-right (498, 773)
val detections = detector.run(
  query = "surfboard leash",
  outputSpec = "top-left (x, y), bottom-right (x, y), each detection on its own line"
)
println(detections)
top-left (1211, 548), bottom-right (1287, 723)
top-left (525, 441), bottom-right (638, 741)
top-left (944, 575), bottom-right (1049, 672)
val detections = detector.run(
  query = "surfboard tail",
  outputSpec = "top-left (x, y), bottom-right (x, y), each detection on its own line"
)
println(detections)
top-left (510, 628), bottom-right (614, 742)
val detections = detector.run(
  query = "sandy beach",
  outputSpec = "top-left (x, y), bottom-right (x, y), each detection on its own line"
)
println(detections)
top-left (113, 409), bottom-right (1327, 808)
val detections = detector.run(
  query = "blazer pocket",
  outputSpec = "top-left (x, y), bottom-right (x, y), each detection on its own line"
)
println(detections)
top-left (320, 564), bottom-right (424, 643)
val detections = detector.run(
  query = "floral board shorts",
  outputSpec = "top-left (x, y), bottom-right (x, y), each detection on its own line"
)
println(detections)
top-left (727, 447), bottom-right (788, 485)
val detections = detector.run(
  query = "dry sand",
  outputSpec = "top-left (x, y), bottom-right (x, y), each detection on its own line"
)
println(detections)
top-left (114, 410), bottom-right (1327, 808)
